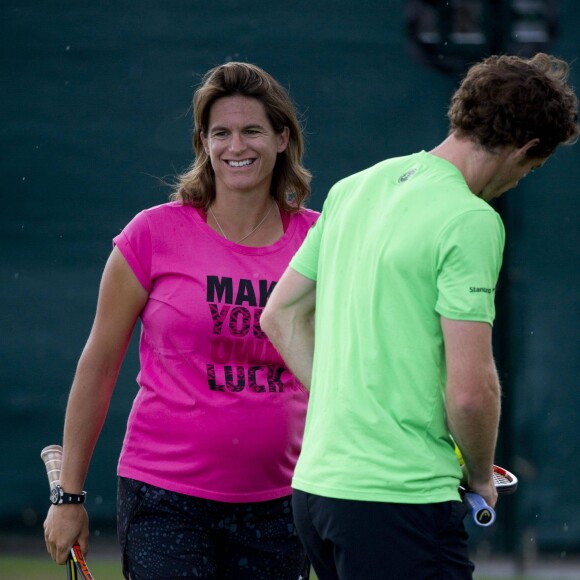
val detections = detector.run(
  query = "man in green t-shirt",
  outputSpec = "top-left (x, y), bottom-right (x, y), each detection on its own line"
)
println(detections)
top-left (262, 53), bottom-right (578, 579)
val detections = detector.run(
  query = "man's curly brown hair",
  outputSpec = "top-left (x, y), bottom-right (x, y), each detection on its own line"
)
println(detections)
top-left (448, 53), bottom-right (579, 158)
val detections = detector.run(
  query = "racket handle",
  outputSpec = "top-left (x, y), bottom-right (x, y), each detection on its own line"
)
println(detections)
top-left (464, 492), bottom-right (496, 527)
top-left (40, 444), bottom-right (64, 489)
top-left (41, 445), bottom-right (95, 579)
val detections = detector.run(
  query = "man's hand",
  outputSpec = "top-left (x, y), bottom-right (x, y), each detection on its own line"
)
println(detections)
top-left (466, 471), bottom-right (498, 509)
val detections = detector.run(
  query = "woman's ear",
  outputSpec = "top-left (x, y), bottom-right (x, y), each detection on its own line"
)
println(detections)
top-left (277, 127), bottom-right (290, 153)
top-left (200, 131), bottom-right (209, 155)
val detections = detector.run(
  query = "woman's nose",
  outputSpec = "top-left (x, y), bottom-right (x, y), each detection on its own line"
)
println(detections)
top-left (228, 132), bottom-right (246, 153)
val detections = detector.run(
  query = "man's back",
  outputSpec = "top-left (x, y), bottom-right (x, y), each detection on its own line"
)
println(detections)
top-left (262, 52), bottom-right (578, 580)
top-left (291, 151), bottom-right (504, 502)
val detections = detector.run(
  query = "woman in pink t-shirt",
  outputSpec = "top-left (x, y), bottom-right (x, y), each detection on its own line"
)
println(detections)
top-left (44, 62), bottom-right (318, 579)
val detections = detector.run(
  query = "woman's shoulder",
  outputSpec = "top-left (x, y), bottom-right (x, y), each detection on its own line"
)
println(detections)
top-left (122, 201), bottom-right (197, 237)
top-left (280, 207), bottom-right (319, 243)
top-left (134, 200), bottom-right (197, 225)
top-left (293, 207), bottom-right (320, 226)
top-left (140, 200), bottom-right (191, 216)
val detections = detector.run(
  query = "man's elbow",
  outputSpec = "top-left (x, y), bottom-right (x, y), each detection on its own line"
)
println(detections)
top-left (448, 371), bottom-right (501, 414)
top-left (260, 304), bottom-right (280, 340)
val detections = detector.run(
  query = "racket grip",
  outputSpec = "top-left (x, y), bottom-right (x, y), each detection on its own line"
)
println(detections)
top-left (464, 492), bottom-right (496, 527)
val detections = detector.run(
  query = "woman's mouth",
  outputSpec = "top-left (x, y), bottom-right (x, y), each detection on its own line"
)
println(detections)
top-left (227, 159), bottom-right (255, 168)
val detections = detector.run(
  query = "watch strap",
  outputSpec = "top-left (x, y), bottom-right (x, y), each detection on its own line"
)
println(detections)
top-left (51, 484), bottom-right (87, 505)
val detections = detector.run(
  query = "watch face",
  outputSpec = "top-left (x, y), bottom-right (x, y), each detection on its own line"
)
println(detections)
top-left (50, 486), bottom-right (61, 504)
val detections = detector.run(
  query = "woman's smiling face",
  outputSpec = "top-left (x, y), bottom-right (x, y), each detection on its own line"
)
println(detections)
top-left (201, 95), bottom-right (289, 197)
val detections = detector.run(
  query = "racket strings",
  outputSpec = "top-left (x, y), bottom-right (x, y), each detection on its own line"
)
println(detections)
top-left (493, 472), bottom-right (512, 485)
top-left (493, 469), bottom-right (518, 495)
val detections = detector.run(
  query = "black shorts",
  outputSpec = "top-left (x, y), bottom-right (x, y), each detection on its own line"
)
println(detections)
top-left (293, 489), bottom-right (474, 580)
top-left (117, 477), bottom-right (310, 580)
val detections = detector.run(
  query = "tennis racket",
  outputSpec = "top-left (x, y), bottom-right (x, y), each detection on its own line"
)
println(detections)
top-left (41, 444), bottom-right (95, 580)
top-left (453, 442), bottom-right (518, 526)
top-left (460, 464), bottom-right (518, 527)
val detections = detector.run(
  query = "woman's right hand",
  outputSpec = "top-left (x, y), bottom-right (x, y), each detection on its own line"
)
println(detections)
top-left (44, 504), bottom-right (89, 565)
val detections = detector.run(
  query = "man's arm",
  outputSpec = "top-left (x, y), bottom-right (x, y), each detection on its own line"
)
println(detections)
top-left (442, 316), bottom-right (501, 507)
top-left (261, 267), bottom-right (317, 391)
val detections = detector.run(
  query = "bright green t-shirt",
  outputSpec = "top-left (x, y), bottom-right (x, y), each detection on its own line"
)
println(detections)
top-left (290, 151), bottom-right (505, 503)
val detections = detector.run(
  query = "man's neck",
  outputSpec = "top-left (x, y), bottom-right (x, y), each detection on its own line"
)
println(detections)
top-left (429, 133), bottom-right (500, 198)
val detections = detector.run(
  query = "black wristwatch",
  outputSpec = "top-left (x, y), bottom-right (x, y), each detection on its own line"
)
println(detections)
top-left (50, 484), bottom-right (87, 505)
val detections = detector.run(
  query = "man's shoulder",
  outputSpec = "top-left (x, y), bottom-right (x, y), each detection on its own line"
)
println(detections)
top-left (332, 153), bottom-right (419, 189)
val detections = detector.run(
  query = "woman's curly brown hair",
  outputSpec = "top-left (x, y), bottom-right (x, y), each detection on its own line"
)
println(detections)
top-left (448, 53), bottom-right (579, 158)
top-left (171, 62), bottom-right (312, 213)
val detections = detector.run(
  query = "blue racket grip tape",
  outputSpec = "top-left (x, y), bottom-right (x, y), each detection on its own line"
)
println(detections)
top-left (464, 492), bottom-right (496, 527)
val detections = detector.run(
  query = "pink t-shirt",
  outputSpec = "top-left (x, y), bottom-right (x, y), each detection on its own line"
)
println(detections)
top-left (113, 201), bottom-right (318, 502)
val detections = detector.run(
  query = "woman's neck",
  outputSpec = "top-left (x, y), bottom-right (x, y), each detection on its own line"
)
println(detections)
top-left (207, 194), bottom-right (282, 245)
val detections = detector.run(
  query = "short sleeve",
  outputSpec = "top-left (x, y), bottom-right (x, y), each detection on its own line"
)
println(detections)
top-left (290, 203), bottom-right (326, 280)
top-left (435, 209), bottom-right (505, 324)
top-left (113, 211), bottom-right (153, 291)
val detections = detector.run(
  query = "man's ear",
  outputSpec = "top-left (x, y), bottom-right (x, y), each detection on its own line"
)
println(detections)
top-left (516, 138), bottom-right (541, 159)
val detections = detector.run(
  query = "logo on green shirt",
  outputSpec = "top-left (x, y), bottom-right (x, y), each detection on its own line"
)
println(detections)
top-left (469, 286), bottom-right (495, 294)
top-left (398, 168), bottom-right (417, 183)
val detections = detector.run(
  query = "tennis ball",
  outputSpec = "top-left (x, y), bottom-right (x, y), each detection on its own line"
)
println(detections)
top-left (454, 444), bottom-right (465, 466)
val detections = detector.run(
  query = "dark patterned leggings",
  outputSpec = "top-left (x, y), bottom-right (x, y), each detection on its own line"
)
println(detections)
top-left (117, 477), bottom-right (310, 579)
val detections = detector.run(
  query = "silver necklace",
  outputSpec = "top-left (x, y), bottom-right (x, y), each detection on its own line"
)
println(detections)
top-left (209, 199), bottom-right (276, 244)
